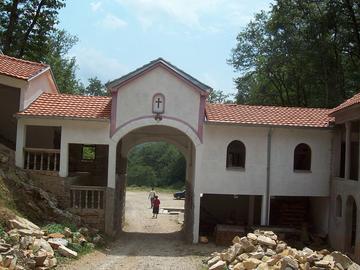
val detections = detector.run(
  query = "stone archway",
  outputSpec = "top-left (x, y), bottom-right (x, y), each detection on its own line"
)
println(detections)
top-left (108, 122), bottom-right (200, 242)
top-left (346, 196), bottom-right (357, 254)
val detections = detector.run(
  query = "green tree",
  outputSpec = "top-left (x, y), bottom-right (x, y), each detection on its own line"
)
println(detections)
top-left (82, 77), bottom-right (109, 96)
top-left (127, 142), bottom-right (186, 188)
top-left (0, 0), bottom-right (83, 94)
top-left (207, 90), bottom-right (234, 104)
top-left (0, 0), bottom-right (65, 59)
top-left (43, 30), bottom-right (83, 94)
top-left (229, 0), bottom-right (360, 108)
top-left (127, 165), bottom-right (157, 187)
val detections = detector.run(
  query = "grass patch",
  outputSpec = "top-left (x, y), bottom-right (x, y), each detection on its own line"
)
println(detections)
top-left (0, 223), bottom-right (5, 238)
top-left (68, 242), bottom-right (94, 256)
top-left (43, 222), bottom-right (77, 234)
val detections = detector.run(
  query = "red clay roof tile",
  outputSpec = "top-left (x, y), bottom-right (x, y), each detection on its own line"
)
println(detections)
top-left (330, 92), bottom-right (360, 115)
top-left (18, 94), bottom-right (335, 127)
top-left (18, 93), bottom-right (111, 120)
top-left (206, 103), bottom-right (333, 128)
top-left (0, 54), bottom-right (49, 80)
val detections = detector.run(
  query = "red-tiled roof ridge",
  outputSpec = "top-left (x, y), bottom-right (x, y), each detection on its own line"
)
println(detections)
top-left (0, 54), bottom-right (49, 80)
top-left (330, 92), bottom-right (360, 115)
top-left (17, 92), bottom-right (111, 120)
top-left (205, 103), bottom-right (333, 128)
top-left (206, 102), bottom-right (331, 111)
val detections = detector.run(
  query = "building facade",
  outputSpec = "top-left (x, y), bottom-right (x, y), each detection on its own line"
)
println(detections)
top-left (0, 54), bottom-right (359, 259)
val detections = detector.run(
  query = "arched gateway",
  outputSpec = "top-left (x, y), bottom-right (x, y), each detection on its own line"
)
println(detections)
top-left (15, 58), bottom-right (211, 243)
top-left (104, 59), bottom-right (210, 241)
top-left (13, 56), bottom-right (336, 247)
top-left (7, 53), bottom-right (360, 257)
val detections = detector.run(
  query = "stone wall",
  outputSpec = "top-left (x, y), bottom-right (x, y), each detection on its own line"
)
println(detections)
top-left (29, 172), bottom-right (76, 208)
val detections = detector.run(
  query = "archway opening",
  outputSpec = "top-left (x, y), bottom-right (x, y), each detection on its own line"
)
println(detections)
top-left (127, 142), bottom-right (186, 190)
top-left (113, 125), bottom-right (196, 240)
top-left (346, 196), bottom-right (357, 254)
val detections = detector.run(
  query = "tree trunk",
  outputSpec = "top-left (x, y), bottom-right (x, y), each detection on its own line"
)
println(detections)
top-left (2, 0), bottom-right (20, 54)
top-left (17, 0), bottom-right (46, 58)
top-left (344, 0), bottom-right (360, 58)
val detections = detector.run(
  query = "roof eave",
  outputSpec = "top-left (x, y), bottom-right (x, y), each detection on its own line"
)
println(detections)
top-left (15, 114), bottom-right (110, 122)
top-left (329, 103), bottom-right (360, 117)
top-left (27, 66), bottom-right (50, 81)
top-left (205, 120), bottom-right (334, 130)
top-left (106, 59), bottom-right (212, 94)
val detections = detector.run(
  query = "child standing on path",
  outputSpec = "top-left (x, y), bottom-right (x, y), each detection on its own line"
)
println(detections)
top-left (152, 195), bottom-right (160, 218)
top-left (148, 187), bottom-right (156, 208)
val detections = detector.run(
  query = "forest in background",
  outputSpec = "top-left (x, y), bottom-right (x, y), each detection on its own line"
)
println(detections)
top-left (126, 142), bottom-right (186, 189)
top-left (1, 0), bottom-right (360, 187)
top-left (229, 0), bottom-right (360, 108)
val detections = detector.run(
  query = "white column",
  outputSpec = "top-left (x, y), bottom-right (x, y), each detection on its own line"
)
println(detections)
top-left (192, 144), bottom-right (203, 243)
top-left (107, 142), bottom-right (117, 188)
top-left (333, 129), bottom-right (342, 177)
top-left (345, 122), bottom-right (351, 180)
top-left (59, 137), bottom-right (68, 177)
top-left (15, 120), bottom-right (26, 168)
top-left (248, 195), bottom-right (255, 226)
top-left (261, 195), bottom-right (268, 225)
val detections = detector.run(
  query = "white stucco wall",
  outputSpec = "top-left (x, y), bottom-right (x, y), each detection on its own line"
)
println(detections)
top-left (115, 66), bottom-right (201, 133)
top-left (198, 123), bottom-right (332, 197)
top-left (15, 117), bottom-right (111, 177)
top-left (200, 124), bottom-right (268, 195)
top-left (270, 128), bottom-right (332, 196)
top-left (23, 71), bottom-right (58, 110)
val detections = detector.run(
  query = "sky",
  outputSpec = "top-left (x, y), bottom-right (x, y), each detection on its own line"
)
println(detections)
top-left (58, 0), bottom-right (273, 95)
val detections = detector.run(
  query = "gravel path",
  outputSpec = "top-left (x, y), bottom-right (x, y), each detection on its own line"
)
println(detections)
top-left (59, 191), bottom-right (216, 270)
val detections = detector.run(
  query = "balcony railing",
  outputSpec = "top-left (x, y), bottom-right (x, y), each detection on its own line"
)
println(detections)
top-left (70, 185), bottom-right (106, 210)
top-left (24, 148), bottom-right (60, 173)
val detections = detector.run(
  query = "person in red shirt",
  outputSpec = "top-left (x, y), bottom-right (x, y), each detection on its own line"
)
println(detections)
top-left (152, 195), bottom-right (160, 218)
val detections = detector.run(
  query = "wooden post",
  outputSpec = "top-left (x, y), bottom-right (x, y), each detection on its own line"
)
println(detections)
top-left (91, 191), bottom-right (95, 209)
top-left (34, 154), bottom-right (37, 170)
top-left (85, 190), bottom-right (88, 209)
top-left (40, 153), bottom-right (44, 171)
top-left (53, 153), bottom-right (56, 171)
top-left (98, 191), bottom-right (101, 209)
top-left (47, 153), bottom-right (50, 171)
top-left (26, 152), bottom-right (30, 169)
top-left (345, 122), bottom-right (351, 180)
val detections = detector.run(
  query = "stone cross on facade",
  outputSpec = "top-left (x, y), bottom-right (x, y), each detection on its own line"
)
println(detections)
top-left (155, 97), bottom-right (162, 109)
top-left (152, 93), bottom-right (165, 114)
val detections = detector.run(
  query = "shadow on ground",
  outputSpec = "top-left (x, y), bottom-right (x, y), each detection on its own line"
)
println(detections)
top-left (102, 230), bottom-right (216, 258)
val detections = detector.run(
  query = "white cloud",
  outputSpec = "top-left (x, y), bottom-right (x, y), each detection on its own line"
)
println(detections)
top-left (116, 0), bottom-right (272, 31)
top-left (71, 47), bottom-right (128, 83)
top-left (100, 14), bottom-right (127, 30)
top-left (90, 1), bottom-right (102, 12)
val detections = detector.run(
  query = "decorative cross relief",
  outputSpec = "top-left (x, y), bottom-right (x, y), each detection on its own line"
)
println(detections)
top-left (152, 93), bottom-right (165, 114)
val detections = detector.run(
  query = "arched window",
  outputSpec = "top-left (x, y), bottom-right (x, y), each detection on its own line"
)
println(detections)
top-left (226, 140), bottom-right (246, 168)
top-left (293, 143), bottom-right (311, 171)
top-left (336, 195), bottom-right (342, 217)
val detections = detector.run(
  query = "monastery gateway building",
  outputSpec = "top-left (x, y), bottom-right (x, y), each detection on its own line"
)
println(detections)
top-left (0, 54), bottom-right (360, 259)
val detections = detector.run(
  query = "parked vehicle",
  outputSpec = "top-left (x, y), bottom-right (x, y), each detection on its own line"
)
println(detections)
top-left (173, 190), bottom-right (185, 199)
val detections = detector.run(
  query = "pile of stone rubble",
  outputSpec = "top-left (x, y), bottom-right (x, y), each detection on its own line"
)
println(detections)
top-left (206, 230), bottom-right (360, 270)
top-left (0, 216), bottom-right (104, 269)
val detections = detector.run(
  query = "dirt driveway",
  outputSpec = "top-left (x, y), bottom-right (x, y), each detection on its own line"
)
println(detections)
top-left (59, 191), bottom-right (216, 270)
